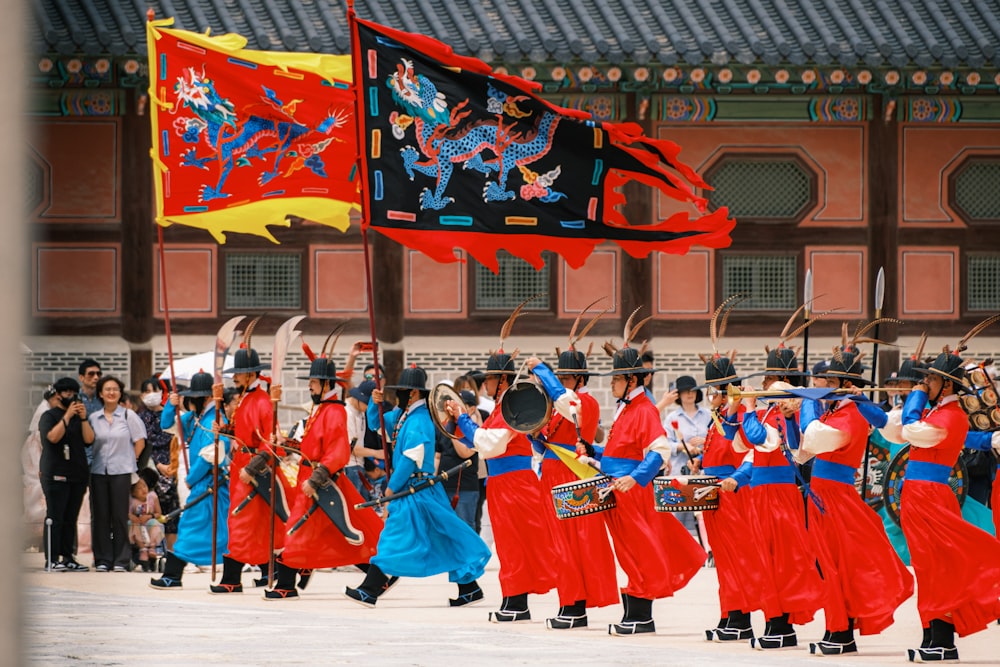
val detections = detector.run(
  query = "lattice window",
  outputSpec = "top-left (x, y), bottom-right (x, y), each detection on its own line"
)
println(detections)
top-left (225, 253), bottom-right (301, 309)
top-left (474, 251), bottom-right (551, 311)
top-left (953, 160), bottom-right (1000, 223)
top-left (705, 157), bottom-right (813, 221)
top-left (722, 255), bottom-right (797, 310)
top-left (968, 255), bottom-right (1000, 311)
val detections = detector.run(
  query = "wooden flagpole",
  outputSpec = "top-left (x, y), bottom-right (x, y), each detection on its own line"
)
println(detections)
top-left (347, 0), bottom-right (393, 477)
top-left (156, 224), bottom-right (189, 473)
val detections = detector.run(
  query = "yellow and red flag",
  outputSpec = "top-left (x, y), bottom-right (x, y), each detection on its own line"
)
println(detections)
top-left (146, 18), bottom-right (359, 242)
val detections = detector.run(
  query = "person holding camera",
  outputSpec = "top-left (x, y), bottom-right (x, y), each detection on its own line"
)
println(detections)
top-left (38, 377), bottom-right (94, 571)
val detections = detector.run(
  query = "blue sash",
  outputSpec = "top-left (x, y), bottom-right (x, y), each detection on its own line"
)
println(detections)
top-left (812, 459), bottom-right (856, 485)
top-left (486, 455), bottom-right (532, 477)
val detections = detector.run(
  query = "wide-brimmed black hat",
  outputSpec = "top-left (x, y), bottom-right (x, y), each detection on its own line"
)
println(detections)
top-left (224, 348), bottom-right (270, 374)
top-left (387, 365), bottom-right (429, 392)
top-left (604, 347), bottom-right (660, 375)
top-left (916, 351), bottom-right (973, 393)
top-left (673, 375), bottom-right (704, 404)
top-left (554, 349), bottom-right (592, 376)
top-left (890, 358), bottom-right (926, 384)
top-left (179, 371), bottom-right (213, 397)
top-left (704, 356), bottom-right (741, 387)
top-left (484, 352), bottom-right (515, 376)
top-left (297, 358), bottom-right (340, 382)
top-left (763, 346), bottom-right (807, 377)
top-left (821, 350), bottom-right (871, 386)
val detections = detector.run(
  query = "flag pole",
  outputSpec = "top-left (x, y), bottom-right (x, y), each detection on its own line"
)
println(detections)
top-left (348, 0), bottom-right (393, 477)
top-left (156, 224), bottom-right (189, 473)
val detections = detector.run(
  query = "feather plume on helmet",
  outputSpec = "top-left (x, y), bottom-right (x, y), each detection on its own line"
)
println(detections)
top-left (484, 294), bottom-right (544, 375)
top-left (554, 296), bottom-right (609, 377)
top-left (224, 314), bottom-right (271, 374)
top-left (298, 323), bottom-right (347, 382)
top-left (603, 306), bottom-right (656, 374)
top-left (760, 302), bottom-right (837, 382)
top-left (698, 294), bottom-right (746, 387)
top-left (820, 316), bottom-right (900, 386)
top-left (917, 313), bottom-right (1000, 392)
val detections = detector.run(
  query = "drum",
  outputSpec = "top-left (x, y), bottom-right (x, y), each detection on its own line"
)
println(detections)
top-left (652, 476), bottom-right (721, 512)
top-left (969, 411), bottom-right (994, 431)
top-left (550, 476), bottom-right (616, 520)
top-left (968, 368), bottom-right (990, 388)
top-left (883, 444), bottom-right (967, 527)
top-left (980, 386), bottom-right (998, 408)
top-left (961, 394), bottom-right (983, 413)
top-left (501, 381), bottom-right (552, 434)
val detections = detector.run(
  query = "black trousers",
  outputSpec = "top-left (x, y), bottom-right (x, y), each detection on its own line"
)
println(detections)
top-left (90, 473), bottom-right (132, 568)
top-left (40, 476), bottom-right (88, 564)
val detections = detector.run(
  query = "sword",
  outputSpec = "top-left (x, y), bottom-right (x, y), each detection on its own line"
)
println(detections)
top-left (157, 478), bottom-right (227, 524)
top-left (286, 471), bottom-right (364, 545)
top-left (211, 316), bottom-right (243, 582)
top-left (802, 268), bottom-right (813, 377)
top-left (862, 267), bottom-right (886, 501)
top-left (231, 466), bottom-right (290, 522)
top-left (354, 459), bottom-right (473, 509)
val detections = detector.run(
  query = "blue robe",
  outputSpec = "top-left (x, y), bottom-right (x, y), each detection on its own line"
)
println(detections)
top-left (162, 402), bottom-right (231, 565)
top-left (368, 400), bottom-right (491, 582)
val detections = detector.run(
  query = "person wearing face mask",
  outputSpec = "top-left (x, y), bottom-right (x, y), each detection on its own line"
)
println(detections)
top-left (38, 377), bottom-right (95, 571)
top-left (137, 376), bottom-right (180, 553)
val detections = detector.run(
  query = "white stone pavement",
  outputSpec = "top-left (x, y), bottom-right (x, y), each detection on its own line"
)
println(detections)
top-left (23, 552), bottom-right (1000, 667)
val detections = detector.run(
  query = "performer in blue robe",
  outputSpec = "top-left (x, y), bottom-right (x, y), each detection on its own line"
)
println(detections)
top-left (345, 366), bottom-right (492, 607)
top-left (150, 372), bottom-right (231, 589)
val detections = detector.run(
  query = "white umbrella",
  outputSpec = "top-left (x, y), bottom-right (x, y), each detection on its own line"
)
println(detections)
top-left (159, 351), bottom-right (235, 383)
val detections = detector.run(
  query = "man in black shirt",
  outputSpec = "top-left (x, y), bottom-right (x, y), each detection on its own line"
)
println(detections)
top-left (38, 377), bottom-right (94, 571)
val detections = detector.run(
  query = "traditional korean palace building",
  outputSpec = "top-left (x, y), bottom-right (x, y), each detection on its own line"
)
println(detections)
top-left (24, 0), bottom-right (1000, 418)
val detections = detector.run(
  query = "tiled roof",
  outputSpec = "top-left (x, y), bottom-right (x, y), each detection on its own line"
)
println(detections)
top-left (31, 0), bottom-right (1000, 69)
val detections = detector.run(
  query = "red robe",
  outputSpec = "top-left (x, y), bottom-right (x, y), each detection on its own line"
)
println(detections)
top-left (479, 401), bottom-right (566, 597)
top-left (803, 400), bottom-right (914, 634)
top-left (900, 395), bottom-right (1000, 636)
top-left (280, 399), bottom-right (383, 568)
top-left (541, 389), bottom-right (618, 608)
top-left (601, 391), bottom-right (706, 600)
top-left (226, 383), bottom-right (289, 565)
top-left (738, 405), bottom-right (824, 624)
top-left (700, 405), bottom-right (766, 617)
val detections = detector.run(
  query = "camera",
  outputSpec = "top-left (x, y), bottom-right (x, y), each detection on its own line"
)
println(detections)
top-left (71, 393), bottom-right (85, 404)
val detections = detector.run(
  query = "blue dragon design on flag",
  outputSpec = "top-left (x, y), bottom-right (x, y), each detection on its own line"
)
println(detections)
top-left (385, 59), bottom-right (567, 211)
top-left (171, 67), bottom-right (349, 202)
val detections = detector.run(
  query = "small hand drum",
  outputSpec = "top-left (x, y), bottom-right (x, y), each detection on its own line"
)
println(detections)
top-left (652, 476), bottom-right (721, 512)
top-left (551, 476), bottom-right (616, 520)
top-left (429, 382), bottom-right (465, 441)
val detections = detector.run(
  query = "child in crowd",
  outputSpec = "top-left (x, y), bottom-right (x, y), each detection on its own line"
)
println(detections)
top-left (363, 458), bottom-right (387, 517)
top-left (129, 469), bottom-right (164, 571)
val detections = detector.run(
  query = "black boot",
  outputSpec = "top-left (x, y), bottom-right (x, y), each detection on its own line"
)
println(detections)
top-left (297, 568), bottom-right (313, 590)
top-left (810, 618), bottom-right (857, 655)
top-left (345, 564), bottom-right (390, 607)
top-left (489, 593), bottom-right (530, 623)
top-left (546, 600), bottom-right (588, 630)
top-left (149, 553), bottom-right (185, 590)
top-left (907, 619), bottom-right (958, 662)
top-left (609, 594), bottom-right (655, 635)
top-left (713, 610), bottom-right (753, 642)
top-left (253, 561), bottom-right (269, 588)
top-left (209, 556), bottom-right (244, 594)
top-left (450, 580), bottom-right (484, 607)
top-left (263, 561), bottom-right (300, 600)
top-left (752, 613), bottom-right (796, 650)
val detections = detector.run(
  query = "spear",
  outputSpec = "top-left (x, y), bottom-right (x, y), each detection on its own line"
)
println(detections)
top-left (862, 267), bottom-right (885, 501)
top-left (802, 269), bottom-right (813, 379)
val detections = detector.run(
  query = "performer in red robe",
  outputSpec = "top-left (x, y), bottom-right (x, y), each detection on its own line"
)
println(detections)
top-left (265, 356), bottom-right (383, 599)
top-left (450, 346), bottom-right (568, 623)
top-left (598, 341), bottom-right (706, 636)
top-left (697, 351), bottom-right (764, 642)
top-left (899, 347), bottom-right (1000, 663)
top-left (797, 346), bottom-right (914, 655)
top-left (736, 342), bottom-right (824, 649)
top-left (211, 345), bottom-right (289, 594)
top-left (538, 346), bottom-right (618, 629)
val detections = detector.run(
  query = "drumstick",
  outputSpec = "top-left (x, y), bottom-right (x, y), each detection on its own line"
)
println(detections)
top-left (670, 419), bottom-right (698, 469)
